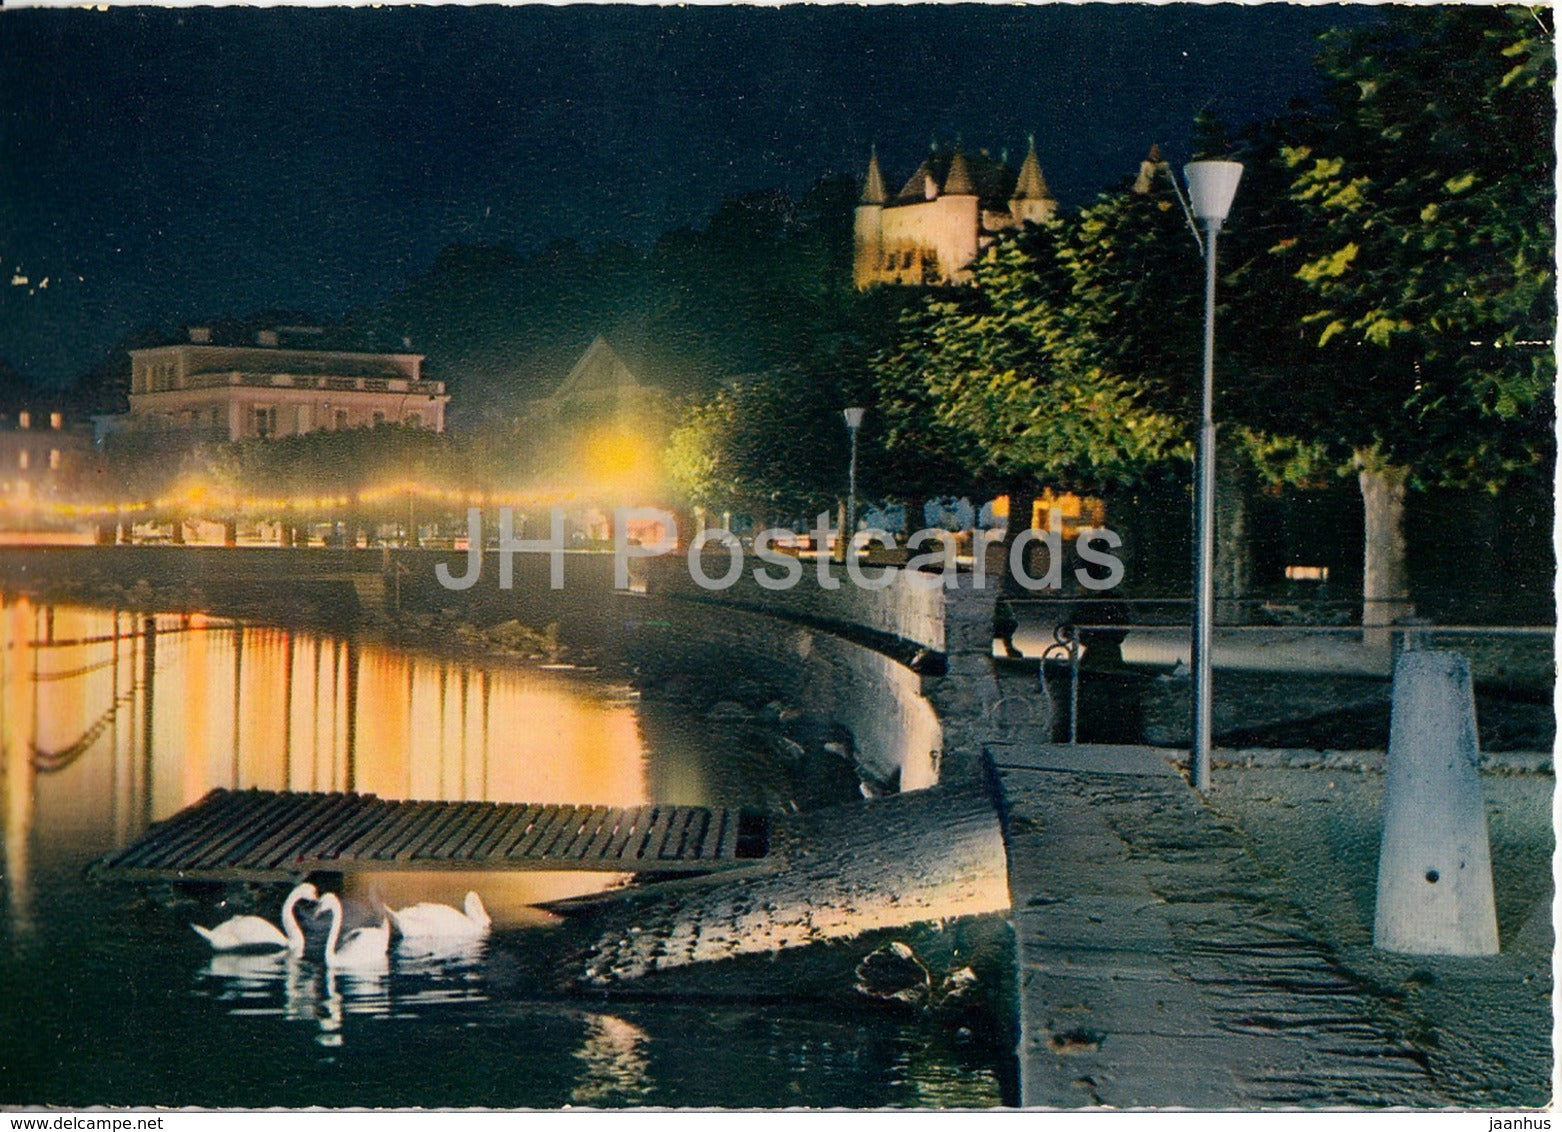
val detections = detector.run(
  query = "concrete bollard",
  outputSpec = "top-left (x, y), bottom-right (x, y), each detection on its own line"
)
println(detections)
top-left (1373, 649), bottom-right (1499, 956)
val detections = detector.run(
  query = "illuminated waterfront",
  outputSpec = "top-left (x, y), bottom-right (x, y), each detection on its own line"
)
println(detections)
top-left (0, 598), bottom-right (1006, 1107)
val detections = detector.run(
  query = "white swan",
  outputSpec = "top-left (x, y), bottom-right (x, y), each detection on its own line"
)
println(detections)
top-left (314, 892), bottom-right (390, 972)
top-left (387, 891), bottom-right (491, 942)
top-left (192, 882), bottom-right (318, 954)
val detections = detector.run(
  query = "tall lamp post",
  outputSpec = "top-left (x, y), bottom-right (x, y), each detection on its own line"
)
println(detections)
top-left (1184, 160), bottom-right (1243, 793)
top-left (842, 407), bottom-right (866, 561)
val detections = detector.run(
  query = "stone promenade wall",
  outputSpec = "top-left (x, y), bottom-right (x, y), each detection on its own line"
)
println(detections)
top-left (632, 556), bottom-right (1036, 784)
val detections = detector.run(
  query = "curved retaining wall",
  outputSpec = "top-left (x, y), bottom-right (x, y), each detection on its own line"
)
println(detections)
top-left (632, 556), bottom-right (1036, 786)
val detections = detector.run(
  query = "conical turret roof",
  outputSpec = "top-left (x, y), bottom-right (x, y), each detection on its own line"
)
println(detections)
top-left (1011, 135), bottom-right (1053, 201)
top-left (860, 147), bottom-right (887, 205)
top-left (942, 147), bottom-right (976, 195)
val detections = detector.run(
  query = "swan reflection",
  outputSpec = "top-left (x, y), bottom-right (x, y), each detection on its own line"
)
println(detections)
top-left (201, 950), bottom-right (288, 987)
top-left (196, 934), bottom-right (489, 1046)
top-left (395, 935), bottom-right (487, 968)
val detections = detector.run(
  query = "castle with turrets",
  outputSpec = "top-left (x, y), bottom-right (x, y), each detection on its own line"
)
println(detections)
top-left (854, 139), bottom-right (1171, 288)
top-left (852, 136), bottom-right (1057, 288)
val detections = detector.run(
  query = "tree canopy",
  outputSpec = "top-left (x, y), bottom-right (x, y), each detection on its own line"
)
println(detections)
top-left (1277, 4), bottom-right (1555, 488)
top-left (869, 6), bottom-right (1553, 504)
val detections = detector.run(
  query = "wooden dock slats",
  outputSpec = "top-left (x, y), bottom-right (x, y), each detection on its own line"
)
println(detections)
top-left (103, 788), bottom-right (248, 870)
top-left (394, 803), bottom-right (468, 861)
top-left (672, 808), bottom-right (711, 860)
top-left (443, 802), bottom-right (504, 860)
top-left (368, 801), bottom-right (448, 861)
top-left (602, 805), bottom-right (653, 859)
top-left (508, 804), bottom-right (578, 859)
top-left (252, 793), bottom-right (361, 870)
top-left (235, 792), bottom-right (350, 869)
top-left (631, 807), bottom-right (672, 860)
top-left (555, 806), bottom-right (612, 859)
top-left (136, 788), bottom-right (277, 867)
top-left (181, 790), bottom-right (311, 870)
top-left (351, 801), bottom-right (430, 861)
top-left (714, 808), bottom-right (741, 862)
top-left (482, 803), bottom-right (544, 859)
top-left (535, 804), bottom-right (593, 857)
top-left (271, 793), bottom-right (376, 868)
top-left (574, 807), bottom-right (625, 860)
top-left (91, 789), bottom-right (767, 883)
top-left (306, 799), bottom-right (400, 862)
top-left (657, 808), bottom-right (694, 860)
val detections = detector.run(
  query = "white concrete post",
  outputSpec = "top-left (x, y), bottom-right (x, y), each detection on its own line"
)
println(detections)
top-left (1373, 650), bottom-right (1499, 956)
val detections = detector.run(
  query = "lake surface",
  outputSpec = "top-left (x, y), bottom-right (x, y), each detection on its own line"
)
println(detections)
top-left (0, 599), bottom-right (1005, 1107)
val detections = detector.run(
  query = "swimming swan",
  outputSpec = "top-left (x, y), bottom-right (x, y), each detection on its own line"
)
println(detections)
top-left (192, 882), bottom-right (318, 954)
top-left (387, 891), bottom-right (491, 942)
top-left (314, 892), bottom-right (390, 971)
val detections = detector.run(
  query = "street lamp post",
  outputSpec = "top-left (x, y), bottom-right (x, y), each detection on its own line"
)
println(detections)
top-left (842, 407), bottom-right (866, 562)
top-left (1184, 160), bottom-right (1243, 793)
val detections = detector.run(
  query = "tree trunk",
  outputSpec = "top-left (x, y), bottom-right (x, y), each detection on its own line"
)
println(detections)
top-left (997, 482), bottom-right (1038, 594)
top-left (1357, 450), bottom-right (1412, 646)
top-left (1213, 445), bottom-right (1253, 625)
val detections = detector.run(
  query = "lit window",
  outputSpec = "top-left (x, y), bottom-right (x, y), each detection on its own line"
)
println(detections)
top-left (48, 449), bottom-right (60, 470)
top-left (49, 412), bottom-right (62, 430)
top-left (17, 412), bottom-right (29, 429)
top-left (18, 450), bottom-right (28, 470)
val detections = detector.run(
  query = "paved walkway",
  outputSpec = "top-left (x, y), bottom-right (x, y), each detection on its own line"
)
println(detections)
top-left (989, 743), bottom-right (1449, 1108)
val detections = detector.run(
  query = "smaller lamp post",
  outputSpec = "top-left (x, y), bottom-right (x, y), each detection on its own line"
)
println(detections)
top-left (842, 407), bottom-right (866, 562)
top-left (1184, 159), bottom-right (1244, 793)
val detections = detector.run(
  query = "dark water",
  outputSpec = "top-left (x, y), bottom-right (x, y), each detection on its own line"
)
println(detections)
top-left (0, 600), bottom-right (1004, 1107)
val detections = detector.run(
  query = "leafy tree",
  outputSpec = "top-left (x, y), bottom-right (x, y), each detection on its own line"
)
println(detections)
top-left (875, 217), bottom-right (1186, 506)
top-left (1277, 5), bottom-right (1555, 623)
top-left (664, 370), bottom-right (850, 528)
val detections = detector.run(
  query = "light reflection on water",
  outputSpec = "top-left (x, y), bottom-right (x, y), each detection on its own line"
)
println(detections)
top-left (1, 598), bottom-right (662, 926)
top-left (197, 943), bottom-right (489, 1047)
top-left (0, 595), bottom-right (1004, 1107)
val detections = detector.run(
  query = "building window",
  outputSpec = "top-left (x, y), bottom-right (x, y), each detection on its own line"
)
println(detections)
top-left (252, 406), bottom-right (277, 438)
top-left (296, 404), bottom-right (310, 433)
top-left (48, 449), bottom-right (60, 470)
top-left (17, 412), bottom-right (29, 430)
top-left (372, 410), bottom-right (386, 427)
top-left (405, 412), bottom-right (422, 428)
top-left (49, 412), bottom-right (62, 430)
top-left (334, 409), bottom-right (349, 430)
top-left (18, 450), bottom-right (28, 470)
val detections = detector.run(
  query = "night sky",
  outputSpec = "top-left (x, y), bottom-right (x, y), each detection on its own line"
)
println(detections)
top-left (1, 4), bottom-right (1376, 388)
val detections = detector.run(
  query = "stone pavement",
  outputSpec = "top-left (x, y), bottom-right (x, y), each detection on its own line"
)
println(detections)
top-left (989, 742), bottom-right (1452, 1108)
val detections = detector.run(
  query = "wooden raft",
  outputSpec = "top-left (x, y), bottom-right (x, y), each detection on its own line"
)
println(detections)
top-left (90, 788), bottom-right (770, 883)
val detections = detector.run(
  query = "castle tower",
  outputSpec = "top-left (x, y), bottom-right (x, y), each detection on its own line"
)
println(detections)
top-left (1133, 143), bottom-right (1168, 195)
top-left (1008, 134), bottom-right (1057, 225)
top-left (943, 146), bottom-right (976, 196)
top-left (853, 137), bottom-right (1066, 288)
top-left (931, 145), bottom-right (982, 282)
top-left (853, 147), bottom-right (887, 290)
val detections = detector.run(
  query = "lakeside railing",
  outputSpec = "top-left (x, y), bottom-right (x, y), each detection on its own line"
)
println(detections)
top-left (1007, 596), bottom-right (1553, 747)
